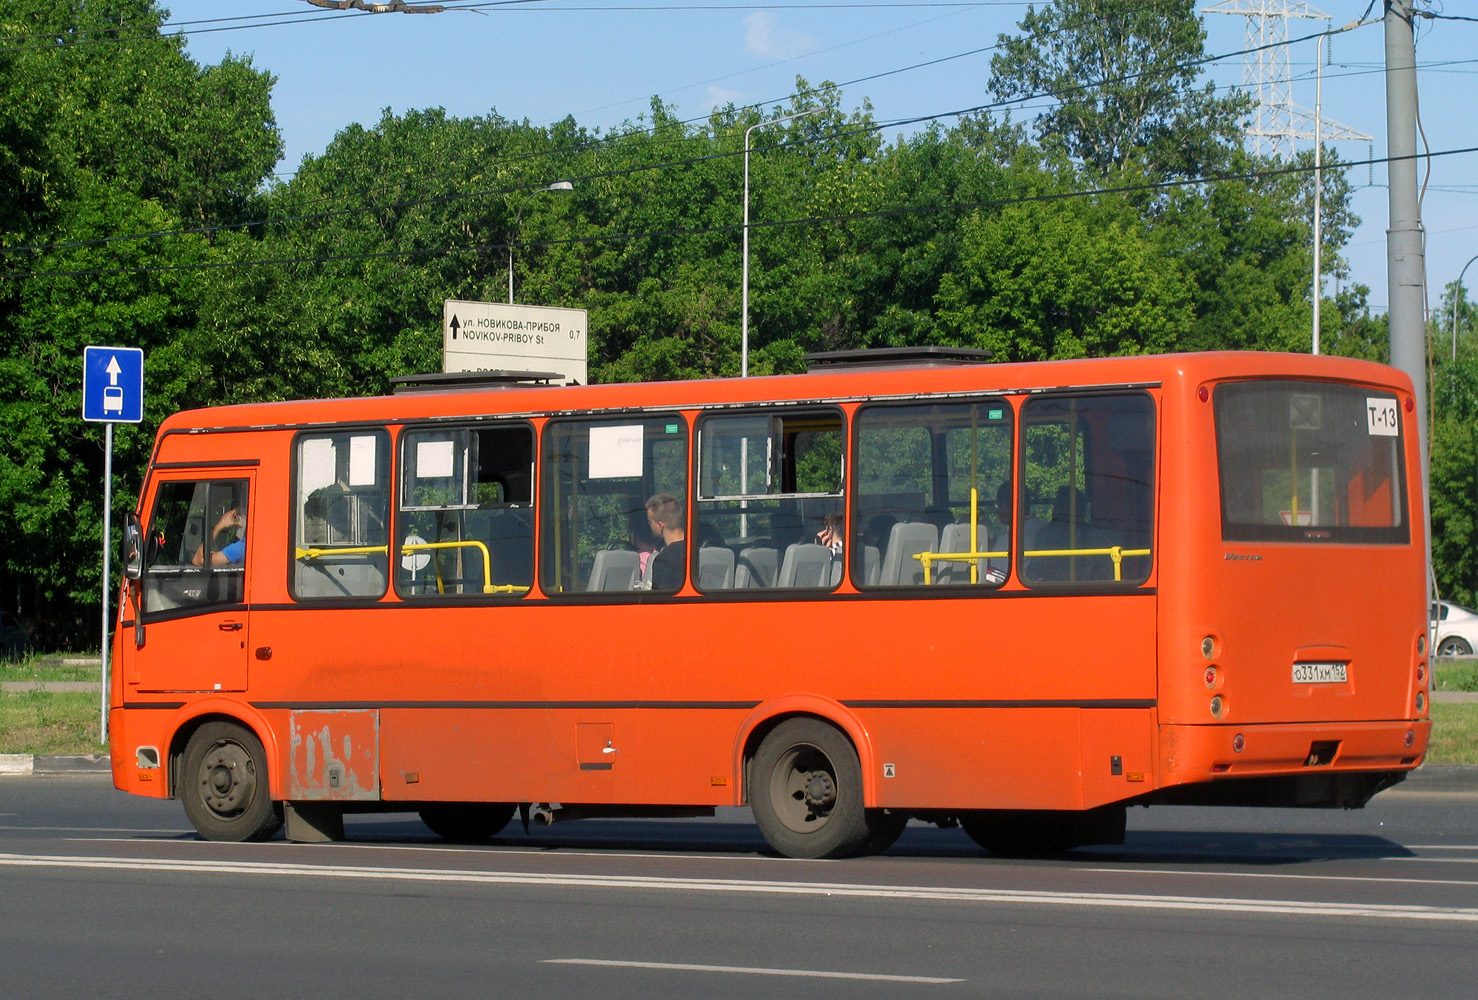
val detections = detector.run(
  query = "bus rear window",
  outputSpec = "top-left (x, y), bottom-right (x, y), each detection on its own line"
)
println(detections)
top-left (1214, 381), bottom-right (1408, 543)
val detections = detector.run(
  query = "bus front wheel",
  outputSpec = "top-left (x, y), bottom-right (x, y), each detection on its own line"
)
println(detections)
top-left (750, 718), bottom-right (873, 859)
top-left (180, 722), bottom-right (283, 842)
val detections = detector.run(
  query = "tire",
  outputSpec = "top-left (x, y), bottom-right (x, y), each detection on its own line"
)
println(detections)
top-left (419, 803), bottom-right (516, 842)
top-left (1437, 635), bottom-right (1472, 657)
top-left (750, 718), bottom-right (871, 859)
top-left (180, 722), bottom-right (282, 842)
top-left (960, 810), bottom-right (1075, 857)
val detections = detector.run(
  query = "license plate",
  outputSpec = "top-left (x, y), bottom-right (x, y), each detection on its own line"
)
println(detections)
top-left (1293, 662), bottom-right (1348, 684)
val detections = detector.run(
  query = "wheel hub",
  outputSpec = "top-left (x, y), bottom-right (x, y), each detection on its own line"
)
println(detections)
top-left (802, 772), bottom-right (836, 811)
top-left (198, 741), bottom-right (255, 817)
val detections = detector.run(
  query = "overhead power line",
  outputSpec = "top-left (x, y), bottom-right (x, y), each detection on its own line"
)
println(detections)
top-left (7, 143), bottom-right (1476, 283)
top-left (0, 12), bottom-right (1367, 261)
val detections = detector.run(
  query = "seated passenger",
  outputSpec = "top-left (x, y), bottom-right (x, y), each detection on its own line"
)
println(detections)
top-left (193, 508), bottom-right (246, 566)
top-left (645, 493), bottom-right (687, 592)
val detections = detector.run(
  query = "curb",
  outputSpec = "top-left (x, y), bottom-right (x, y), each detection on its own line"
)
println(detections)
top-left (0, 754), bottom-right (110, 776)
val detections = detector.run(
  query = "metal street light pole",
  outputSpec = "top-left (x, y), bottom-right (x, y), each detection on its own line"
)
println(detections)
top-left (742, 108), bottom-right (821, 376)
top-left (509, 181), bottom-right (574, 304)
top-left (1455, 254), bottom-right (1478, 362)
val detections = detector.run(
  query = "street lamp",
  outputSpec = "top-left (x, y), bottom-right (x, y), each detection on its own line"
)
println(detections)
top-left (509, 181), bottom-right (574, 304)
top-left (1455, 253), bottom-right (1478, 362)
top-left (742, 108), bottom-right (821, 376)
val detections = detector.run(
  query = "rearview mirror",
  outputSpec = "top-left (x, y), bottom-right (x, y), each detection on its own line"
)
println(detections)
top-left (123, 513), bottom-right (143, 581)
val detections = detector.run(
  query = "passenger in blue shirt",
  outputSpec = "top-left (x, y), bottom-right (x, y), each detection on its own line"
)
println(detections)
top-left (193, 508), bottom-right (246, 566)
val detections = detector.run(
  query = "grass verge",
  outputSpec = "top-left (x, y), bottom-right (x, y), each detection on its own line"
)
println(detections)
top-left (1434, 658), bottom-right (1478, 692)
top-left (1428, 701), bottom-right (1478, 765)
top-left (0, 691), bottom-right (106, 755)
top-left (0, 652), bottom-right (101, 684)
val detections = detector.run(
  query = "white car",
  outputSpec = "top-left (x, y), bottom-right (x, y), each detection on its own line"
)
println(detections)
top-left (1432, 601), bottom-right (1478, 657)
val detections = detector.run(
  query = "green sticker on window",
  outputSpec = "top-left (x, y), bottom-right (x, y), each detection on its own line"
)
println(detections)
top-left (987, 408), bottom-right (1004, 421)
top-left (666, 424), bottom-right (680, 434)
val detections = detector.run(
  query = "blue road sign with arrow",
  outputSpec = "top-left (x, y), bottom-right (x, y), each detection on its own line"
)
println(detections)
top-left (82, 345), bottom-right (144, 424)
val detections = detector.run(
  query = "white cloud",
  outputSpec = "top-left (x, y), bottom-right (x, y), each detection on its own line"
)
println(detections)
top-left (743, 12), bottom-right (812, 60)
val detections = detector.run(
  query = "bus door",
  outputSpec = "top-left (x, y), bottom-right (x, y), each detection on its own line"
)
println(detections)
top-left (124, 475), bottom-right (254, 693)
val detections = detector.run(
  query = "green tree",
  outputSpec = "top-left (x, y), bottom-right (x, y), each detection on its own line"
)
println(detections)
top-left (0, 0), bottom-right (279, 646)
top-left (935, 198), bottom-right (1194, 360)
top-left (987, 0), bottom-right (1250, 179)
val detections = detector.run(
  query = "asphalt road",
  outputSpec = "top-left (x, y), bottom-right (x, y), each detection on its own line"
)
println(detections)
top-left (2, 769), bottom-right (1476, 1000)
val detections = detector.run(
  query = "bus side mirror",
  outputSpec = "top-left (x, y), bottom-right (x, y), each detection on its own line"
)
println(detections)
top-left (123, 513), bottom-right (144, 581)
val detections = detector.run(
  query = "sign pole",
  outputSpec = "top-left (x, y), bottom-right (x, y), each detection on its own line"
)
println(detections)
top-left (100, 422), bottom-right (112, 744)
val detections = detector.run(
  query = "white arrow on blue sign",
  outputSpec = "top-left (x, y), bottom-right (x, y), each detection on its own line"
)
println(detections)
top-left (82, 346), bottom-right (144, 424)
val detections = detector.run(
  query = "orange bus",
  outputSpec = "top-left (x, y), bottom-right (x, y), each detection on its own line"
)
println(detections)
top-left (109, 349), bottom-right (1431, 858)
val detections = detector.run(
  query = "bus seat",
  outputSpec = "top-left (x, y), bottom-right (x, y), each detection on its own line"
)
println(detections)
top-left (863, 545), bottom-right (880, 586)
top-left (936, 522), bottom-right (983, 585)
top-left (778, 543), bottom-right (834, 588)
top-left (587, 549), bottom-right (639, 592)
top-left (877, 522), bottom-right (938, 586)
top-left (736, 547), bottom-right (778, 588)
top-left (697, 546), bottom-right (736, 590)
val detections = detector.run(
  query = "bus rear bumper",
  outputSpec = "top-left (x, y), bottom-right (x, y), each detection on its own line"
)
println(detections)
top-left (1153, 720), bottom-right (1430, 808)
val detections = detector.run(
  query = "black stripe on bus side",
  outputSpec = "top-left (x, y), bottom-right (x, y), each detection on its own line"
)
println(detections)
top-left (247, 699), bottom-right (1153, 712)
top-left (250, 700), bottom-right (762, 711)
top-left (151, 459), bottom-right (261, 469)
top-left (120, 701), bottom-right (187, 710)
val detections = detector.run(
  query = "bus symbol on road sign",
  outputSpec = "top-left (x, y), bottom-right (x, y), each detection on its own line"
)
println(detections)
top-left (83, 346), bottom-right (144, 424)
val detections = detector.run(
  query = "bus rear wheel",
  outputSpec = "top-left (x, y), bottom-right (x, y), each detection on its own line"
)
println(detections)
top-left (419, 803), bottom-right (516, 842)
top-left (751, 718), bottom-right (874, 859)
top-left (180, 722), bottom-right (282, 842)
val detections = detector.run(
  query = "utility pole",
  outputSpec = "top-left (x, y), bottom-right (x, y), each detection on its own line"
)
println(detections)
top-left (1384, 0), bottom-right (1429, 584)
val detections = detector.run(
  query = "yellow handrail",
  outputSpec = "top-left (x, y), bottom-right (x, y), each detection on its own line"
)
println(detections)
top-left (296, 540), bottom-right (529, 595)
top-left (915, 545), bottom-right (1151, 583)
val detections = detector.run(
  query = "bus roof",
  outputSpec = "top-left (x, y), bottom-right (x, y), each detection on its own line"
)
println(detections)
top-left (156, 351), bottom-right (1411, 435)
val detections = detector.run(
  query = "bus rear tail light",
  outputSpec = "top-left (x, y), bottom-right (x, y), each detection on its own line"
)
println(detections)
top-left (1415, 692), bottom-right (1425, 712)
top-left (1404, 730), bottom-right (1416, 748)
top-left (1204, 666), bottom-right (1217, 688)
top-left (1209, 695), bottom-right (1225, 719)
top-left (1232, 733), bottom-right (1245, 753)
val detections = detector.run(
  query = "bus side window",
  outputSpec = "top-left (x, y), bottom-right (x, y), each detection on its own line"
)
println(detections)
top-left (1019, 394), bottom-right (1155, 587)
top-left (694, 409), bottom-right (844, 592)
top-left (142, 479), bottom-right (248, 616)
top-left (853, 400), bottom-right (1012, 589)
top-left (540, 416), bottom-right (688, 595)
top-left (292, 430), bottom-right (391, 600)
top-left (396, 424), bottom-right (534, 599)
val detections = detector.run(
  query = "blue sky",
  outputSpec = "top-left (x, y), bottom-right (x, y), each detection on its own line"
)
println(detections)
top-left (175, 1), bottom-right (1478, 318)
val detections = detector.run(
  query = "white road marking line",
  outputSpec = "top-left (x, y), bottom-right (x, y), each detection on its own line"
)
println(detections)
top-left (1388, 855), bottom-right (1478, 864)
top-left (1076, 867), bottom-right (1478, 888)
top-left (68, 837), bottom-right (806, 863)
top-left (542, 958), bottom-right (962, 983)
top-left (1403, 845), bottom-right (1478, 851)
top-left (4, 853), bottom-right (1478, 923)
top-left (2, 826), bottom-right (186, 835)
